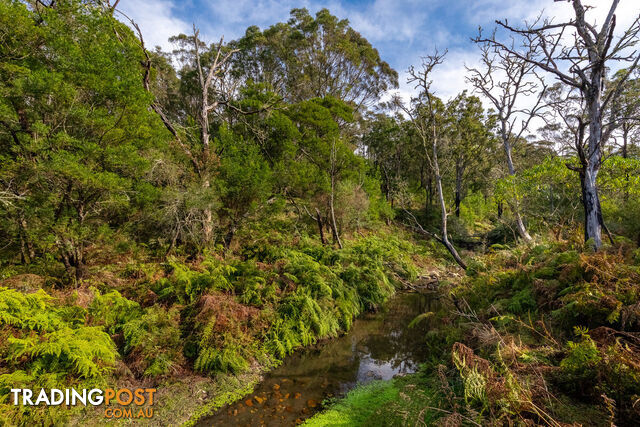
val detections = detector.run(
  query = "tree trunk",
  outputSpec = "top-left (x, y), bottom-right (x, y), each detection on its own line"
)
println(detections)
top-left (501, 120), bottom-right (532, 243)
top-left (455, 159), bottom-right (462, 218)
top-left (315, 207), bottom-right (326, 245)
top-left (18, 216), bottom-right (33, 264)
top-left (584, 85), bottom-right (604, 250)
top-left (583, 168), bottom-right (602, 249)
top-left (432, 137), bottom-right (466, 269)
top-left (514, 210), bottom-right (531, 243)
top-left (329, 140), bottom-right (343, 249)
top-left (329, 184), bottom-right (343, 249)
top-left (202, 180), bottom-right (213, 244)
top-left (19, 234), bottom-right (29, 264)
top-left (497, 202), bottom-right (503, 218)
top-left (623, 127), bottom-right (629, 201)
top-left (75, 259), bottom-right (87, 282)
top-left (223, 222), bottom-right (236, 249)
top-left (424, 185), bottom-right (430, 215)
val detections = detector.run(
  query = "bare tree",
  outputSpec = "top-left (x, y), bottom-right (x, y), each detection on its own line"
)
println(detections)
top-left (191, 27), bottom-right (238, 242)
top-left (467, 34), bottom-right (549, 243)
top-left (478, 0), bottom-right (640, 250)
top-left (543, 82), bottom-right (614, 245)
top-left (396, 51), bottom-right (467, 270)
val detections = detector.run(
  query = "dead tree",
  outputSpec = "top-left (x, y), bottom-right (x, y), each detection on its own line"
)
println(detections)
top-left (467, 34), bottom-right (548, 243)
top-left (543, 83), bottom-right (615, 246)
top-left (396, 51), bottom-right (467, 270)
top-left (478, 0), bottom-right (640, 250)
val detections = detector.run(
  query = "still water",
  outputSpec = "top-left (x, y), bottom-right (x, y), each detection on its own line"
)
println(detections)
top-left (197, 292), bottom-right (439, 426)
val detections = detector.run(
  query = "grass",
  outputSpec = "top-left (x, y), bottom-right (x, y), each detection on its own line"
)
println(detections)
top-left (305, 373), bottom-right (448, 427)
top-left (304, 380), bottom-right (400, 426)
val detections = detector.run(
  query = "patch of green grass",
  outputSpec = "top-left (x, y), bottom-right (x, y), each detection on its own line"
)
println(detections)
top-left (305, 374), bottom-right (445, 427)
top-left (304, 380), bottom-right (400, 426)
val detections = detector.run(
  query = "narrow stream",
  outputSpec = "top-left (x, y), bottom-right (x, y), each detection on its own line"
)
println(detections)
top-left (197, 292), bottom-right (439, 427)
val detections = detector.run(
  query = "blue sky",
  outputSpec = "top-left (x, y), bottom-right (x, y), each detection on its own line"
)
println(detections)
top-left (118, 0), bottom-right (639, 102)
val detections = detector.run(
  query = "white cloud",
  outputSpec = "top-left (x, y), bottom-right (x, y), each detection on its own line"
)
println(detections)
top-left (117, 0), bottom-right (639, 111)
top-left (117, 0), bottom-right (190, 51)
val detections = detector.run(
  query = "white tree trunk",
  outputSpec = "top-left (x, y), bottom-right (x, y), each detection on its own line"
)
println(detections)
top-left (433, 136), bottom-right (466, 269)
top-left (501, 120), bottom-right (532, 243)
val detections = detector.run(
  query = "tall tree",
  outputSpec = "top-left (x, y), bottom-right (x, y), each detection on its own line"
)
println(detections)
top-left (229, 8), bottom-right (398, 111)
top-left (396, 52), bottom-right (467, 270)
top-left (446, 91), bottom-right (495, 218)
top-left (467, 37), bottom-right (548, 241)
top-left (608, 68), bottom-right (640, 159)
top-left (0, 1), bottom-right (166, 279)
top-left (480, 0), bottom-right (640, 250)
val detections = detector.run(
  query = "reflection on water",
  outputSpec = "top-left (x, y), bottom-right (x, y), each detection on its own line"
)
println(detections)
top-left (197, 292), bottom-right (439, 427)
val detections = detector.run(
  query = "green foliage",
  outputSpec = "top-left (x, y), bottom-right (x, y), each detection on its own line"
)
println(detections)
top-left (155, 257), bottom-right (235, 304)
top-left (559, 328), bottom-right (601, 389)
top-left (0, 288), bottom-right (66, 332)
top-left (194, 346), bottom-right (249, 375)
top-left (505, 287), bottom-right (537, 315)
top-left (7, 326), bottom-right (116, 379)
top-left (88, 288), bottom-right (141, 334)
top-left (253, 233), bottom-right (420, 359)
top-left (0, 0), bottom-right (167, 278)
top-left (122, 306), bottom-right (183, 377)
top-left (0, 286), bottom-right (116, 384)
top-left (230, 8), bottom-right (398, 105)
top-left (303, 380), bottom-right (400, 426)
top-left (0, 285), bottom-right (118, 424)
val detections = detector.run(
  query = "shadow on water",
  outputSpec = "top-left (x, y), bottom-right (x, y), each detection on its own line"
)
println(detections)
top-left (197, 292), bottom-right (440, 427)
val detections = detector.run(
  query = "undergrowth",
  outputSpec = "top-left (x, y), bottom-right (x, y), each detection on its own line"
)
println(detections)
top-left (441, 237), bottom-right (640, 425)
top-left (0, 230), bottom-right (426, 425)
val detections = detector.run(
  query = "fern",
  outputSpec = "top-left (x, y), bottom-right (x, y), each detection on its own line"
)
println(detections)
top-left (0, 287), bottom-right (65, 332)
top-left (7, 326), bottom-right (116, 379)
top-left (88, 288), bottom-right (141, 334)
top-left (122, 306), bottom-right (183, 377)
top-left (194, 346), bottom-right (248, 374)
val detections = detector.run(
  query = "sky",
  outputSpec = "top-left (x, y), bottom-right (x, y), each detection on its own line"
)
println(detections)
top-left (117, 0), bottom-right (640, 104)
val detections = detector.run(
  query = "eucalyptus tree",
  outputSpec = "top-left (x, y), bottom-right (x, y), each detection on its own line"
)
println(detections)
top-left (229, 8), bottom-right (398, 112)
top-left (608, 68), bottom-right (640, 159)
top-left (395, 52), bottom-right (467, 270)
top-left (362, 114), bottom-right (423, 207)
top-left (479, 0), bottom-right (640, 250)
top-left (445, 91), bottom-right (496, 218)
top-left (287, 96), bottom-right (362, 248)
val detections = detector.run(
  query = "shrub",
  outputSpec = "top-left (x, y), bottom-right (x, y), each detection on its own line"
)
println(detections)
top-left (557, 328), bottom-right (601, 396)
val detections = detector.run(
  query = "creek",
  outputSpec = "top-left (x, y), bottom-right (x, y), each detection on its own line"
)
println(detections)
top-left (196, 291), bottom-right (439, 426)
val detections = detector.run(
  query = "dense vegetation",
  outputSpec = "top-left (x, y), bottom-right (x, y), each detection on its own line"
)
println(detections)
top-left (0, 0), bottom-right (639, 425)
